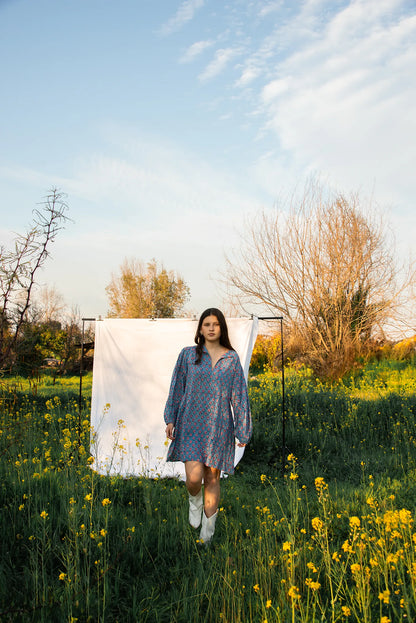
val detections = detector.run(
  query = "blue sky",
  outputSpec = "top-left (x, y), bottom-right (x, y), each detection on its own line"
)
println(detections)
top-left (1, 0), bottom-right (415, 319)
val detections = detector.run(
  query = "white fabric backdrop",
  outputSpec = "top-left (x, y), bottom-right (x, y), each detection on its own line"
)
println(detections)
top-left (90, 317), bottom-right (258, 478)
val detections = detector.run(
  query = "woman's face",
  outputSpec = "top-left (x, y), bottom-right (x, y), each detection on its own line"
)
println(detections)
top-left (200, 315), bottom-right (221, 343)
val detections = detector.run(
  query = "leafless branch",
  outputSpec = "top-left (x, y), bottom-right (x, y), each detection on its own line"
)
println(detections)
top-left (0, 189), bottom-right (70, 369)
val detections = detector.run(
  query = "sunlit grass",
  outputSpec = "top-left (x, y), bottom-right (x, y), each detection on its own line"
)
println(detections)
top-left (1, 362), bottom-right (416, 621)
top-left (0, 370), bottom-right (91, 398)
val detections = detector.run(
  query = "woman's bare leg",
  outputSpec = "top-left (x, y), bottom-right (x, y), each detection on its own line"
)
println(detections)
top-left (185, 462), bottom-right (220, 517)
top-left (203, 465), bottom-right (221, 517)
top-left (185, 461), bottom-right (204, 496)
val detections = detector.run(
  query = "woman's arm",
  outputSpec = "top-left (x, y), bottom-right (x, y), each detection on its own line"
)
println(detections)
top-left (163, 348), bottom-right (188, 428)
top-left (230, 357), bottom-right (252, 446)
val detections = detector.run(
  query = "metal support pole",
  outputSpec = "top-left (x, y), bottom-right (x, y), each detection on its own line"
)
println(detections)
top-left (280, 317), bottom-right (286, 472)
top-left (79, 318), bottom-right (95, 422)
top-left (257, 316), bottom-right (286, 473)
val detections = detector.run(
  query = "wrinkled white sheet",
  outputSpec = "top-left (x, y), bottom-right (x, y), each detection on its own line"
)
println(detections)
top-left (90, 317), bottom-right (258, 478)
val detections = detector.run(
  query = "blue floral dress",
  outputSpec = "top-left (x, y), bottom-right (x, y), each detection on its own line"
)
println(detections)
top-left (164, 345), bottom-right (252, 474)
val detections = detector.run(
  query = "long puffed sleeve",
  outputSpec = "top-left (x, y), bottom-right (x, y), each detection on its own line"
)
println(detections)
top-left (231, 359), bottom-right (252, 445)
top-left (164, 348), bottom-right (188, 426)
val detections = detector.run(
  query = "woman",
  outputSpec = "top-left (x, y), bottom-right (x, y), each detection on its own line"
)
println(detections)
top-left (164, 308), bottom-right (252, 544)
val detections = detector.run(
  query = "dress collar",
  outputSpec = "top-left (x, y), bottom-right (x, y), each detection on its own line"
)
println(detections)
top-left (201, 345), bottom-right (233, 359)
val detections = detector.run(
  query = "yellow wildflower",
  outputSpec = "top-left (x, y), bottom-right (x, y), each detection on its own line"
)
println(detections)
top-left (349, 516), bottom-right (360, 529)
top-left (311, 517), bottom-right (324, 531)
top-left (378, 589), bottom-right (390, 604)
top-left (253, 584), bottom-right (260, 593)
top-left (288, 585), bottom-right (300, 600)
top-left (102, 498), bottom-right (111, 507)
top-left (386, 553), bottom-right (398, 565)
top-left (314, 477), bottom-right (327, 491)
top-left (341, 606), bottom-right (351, 617)
top-left (40, 510), bottom-right (48, 519)
top-left (399, 508), bottom-right (412, 526)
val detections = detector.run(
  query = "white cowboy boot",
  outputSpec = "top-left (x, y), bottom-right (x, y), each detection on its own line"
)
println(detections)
top-left (188, 490), bottom-right (203, 528)
top-left (199, 509), bottom-right (218, 544)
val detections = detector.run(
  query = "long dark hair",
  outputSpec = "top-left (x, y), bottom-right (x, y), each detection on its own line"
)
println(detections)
top-left (194, 308), bottom-right (234, 364)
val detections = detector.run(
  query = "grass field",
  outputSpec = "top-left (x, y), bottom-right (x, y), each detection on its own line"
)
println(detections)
top-left (0, 360), bottom-right (416, 622)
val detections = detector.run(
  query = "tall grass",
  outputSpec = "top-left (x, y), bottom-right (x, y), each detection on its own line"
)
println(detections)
top-left (249, 362), bottom-right (416, 484)
top-left (0, 362), bottom-right (415, 622)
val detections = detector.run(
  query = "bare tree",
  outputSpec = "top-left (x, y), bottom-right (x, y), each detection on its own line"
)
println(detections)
top-left (224, 181), bottom-right (414, 376)
top-left (106, 258), bottom-right (190, 318)
top-left (0, 189), bottom-right (69, 369)
top-left (30, 284), bottom-right (67, 324)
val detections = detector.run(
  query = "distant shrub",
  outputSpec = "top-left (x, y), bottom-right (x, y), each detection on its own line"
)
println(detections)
top-left (391, 335), bottom-right (416, 360)
top-left (250, 332), bottom-right (282, 374)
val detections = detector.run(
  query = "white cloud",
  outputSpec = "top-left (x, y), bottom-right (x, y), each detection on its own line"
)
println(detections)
top-left (234, 25), bottom-right (284, 89)
top-left (180, 39), bottom-right (215, 63)
top-left (198, 47), bottom-right (241, 81)
top-left (253, 0), bottom-right (416, 221)
top-left (258, 1), bottom-right (283, 18)
top-left (159, 0), bottom-right (205, 36)
top-left (261, 78), bottom-right (290, 102)
top-left (235, 66), bottom-right (260, 87)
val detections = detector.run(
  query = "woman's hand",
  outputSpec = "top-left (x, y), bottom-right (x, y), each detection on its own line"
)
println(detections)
top-left (236, 441), bottom-right (246, 448)
top-left (165, 422), bottom-right (175, 440)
